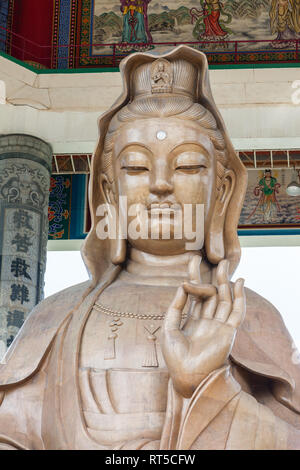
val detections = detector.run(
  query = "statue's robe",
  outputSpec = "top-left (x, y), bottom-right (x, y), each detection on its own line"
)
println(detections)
top-left (0, 267), bottom-right (299, 450)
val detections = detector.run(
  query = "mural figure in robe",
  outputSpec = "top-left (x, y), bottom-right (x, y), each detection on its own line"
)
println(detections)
top-left (270, 0), bottom-right (300, 47)
top-left (247, 169), bottom-right (281, 223)
top-left (118, 0), bottom-right (152, 52)
top-left (190, 0), bottom-right (232, 45)
top-left (0, 46), bottom-right (299, 450)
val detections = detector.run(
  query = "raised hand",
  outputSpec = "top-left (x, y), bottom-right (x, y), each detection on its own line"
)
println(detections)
top-left (161, 255), bottom-right (245, 398)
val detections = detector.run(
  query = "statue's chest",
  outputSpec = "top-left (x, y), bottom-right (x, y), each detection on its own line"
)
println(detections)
top-left (80, 281), bottom-right (182, 369)
top-left (79, 282), bottom-right (181, 414)
top-left (80, 308), bottom-right (166, 370)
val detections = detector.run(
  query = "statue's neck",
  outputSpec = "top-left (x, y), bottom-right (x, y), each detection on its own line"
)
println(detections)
top-left (118, 247), bottom-right (212, 286)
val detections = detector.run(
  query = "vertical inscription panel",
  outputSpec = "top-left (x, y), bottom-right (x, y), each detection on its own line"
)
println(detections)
top-left (0, 136), bottom-right (52, 356)
top-left (0, 205), bottom-right (45, 352)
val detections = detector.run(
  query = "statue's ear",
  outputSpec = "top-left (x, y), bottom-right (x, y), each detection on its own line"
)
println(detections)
top-left (100, 174), bottom-right (127, 265)
top-left (100, 173), bottom-right (115, 205)
top-left (205, 170), bottom-right (235, 264)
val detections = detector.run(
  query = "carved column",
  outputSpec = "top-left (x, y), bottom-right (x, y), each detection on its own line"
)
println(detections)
top-left (0, 134), bottom-right (52, 357)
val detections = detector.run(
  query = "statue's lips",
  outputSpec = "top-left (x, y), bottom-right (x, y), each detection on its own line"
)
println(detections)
top-left (148, 203), bottom-right (182, 215)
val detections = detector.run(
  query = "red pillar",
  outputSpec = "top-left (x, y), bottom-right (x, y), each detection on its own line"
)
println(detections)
top-left (11, 0), bottom-right (54, 68)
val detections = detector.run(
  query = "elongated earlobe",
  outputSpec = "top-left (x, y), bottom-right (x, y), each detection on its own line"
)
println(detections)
top-left (100, 174), bottom-right (127, 265)
top-left (205, 170), bottom-right (235, 264)
top-left (110, 239), bottom-right (126, 265)
top-left (205, 224), bottom-right (225, 264)
top-left (110, 226), bottom-right (127, 265)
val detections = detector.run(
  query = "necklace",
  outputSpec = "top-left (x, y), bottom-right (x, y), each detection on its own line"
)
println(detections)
top-left (94, 301), bottom-right (187, 320)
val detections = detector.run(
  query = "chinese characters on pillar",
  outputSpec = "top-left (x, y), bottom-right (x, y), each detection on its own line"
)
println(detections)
top-left (0, 163), bottom-right (49, 354)
top-left (0, 206), bottom-right (42, 348)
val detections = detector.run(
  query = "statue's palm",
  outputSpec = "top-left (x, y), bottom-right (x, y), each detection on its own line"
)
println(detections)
top-left (161, 257), bottom-right (245, 398)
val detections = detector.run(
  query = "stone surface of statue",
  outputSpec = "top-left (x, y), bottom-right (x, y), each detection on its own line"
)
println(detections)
top-left (0, 46), bottom-right (299, 450)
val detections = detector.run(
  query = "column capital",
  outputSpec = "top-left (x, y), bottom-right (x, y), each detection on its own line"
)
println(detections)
top-left (0, 134), bottom-right (53, 173)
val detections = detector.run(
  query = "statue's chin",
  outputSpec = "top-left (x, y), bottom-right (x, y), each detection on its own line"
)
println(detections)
top-left (126, 217), bottom-right (204, 256)
top-left (127, 237), bottom-right (202, 257)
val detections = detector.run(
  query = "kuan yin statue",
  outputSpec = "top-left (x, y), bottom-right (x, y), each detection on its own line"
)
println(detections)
top-left (0, 46), bottom-right (299, 450)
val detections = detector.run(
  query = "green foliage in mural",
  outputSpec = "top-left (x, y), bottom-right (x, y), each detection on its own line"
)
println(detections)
top-left (170, 6), bottom-right (191, 26)
top-left (93, 12), bottom-right (122, 42)
top-left (149, 6), bottom-right (191, 33)
top-left (224, 0), bottom-right (269, 19)
top-left (149, 11), bottom-right (175, 32)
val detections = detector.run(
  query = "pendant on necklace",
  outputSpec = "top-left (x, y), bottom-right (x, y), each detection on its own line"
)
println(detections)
top-left (142, 324), bottom-right (160, 368)
top-left (104, 317), bottom-right (123, 360)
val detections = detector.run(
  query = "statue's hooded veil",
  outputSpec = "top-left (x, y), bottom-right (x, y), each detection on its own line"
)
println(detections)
top-left (81, 45), bottom-right (247, 285)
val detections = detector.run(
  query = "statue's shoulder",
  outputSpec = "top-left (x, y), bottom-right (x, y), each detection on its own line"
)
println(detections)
top-left (229, 283), bottom-right (283, 328)
top-left (242, 286), bottom-right (293, 340)
top-left (233, 285), bottom-right (298, 387)
top-left (34, 280), bottom-right (92, 317)
top-left (235, 285), bottom-right (293, 358)
top-left (244, 285), bottom-right (282, 320)
top-left (234, 285), bottom-right (300, 413)
top-left (17, 280), bottom-right (92, 333)
top-left (0, 280), bottom-right (92, 388)
top-left (241, 285), bottom-right (294, 345)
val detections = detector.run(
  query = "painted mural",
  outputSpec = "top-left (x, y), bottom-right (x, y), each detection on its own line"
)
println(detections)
top-left (48, 174), bottom-right (88, 240)
top-left (239, 169), bottom-right (300, 228)
top-left (48, 176), bottom-right (72, 240)
top-left (270, 0), bottom-right (300, 43)
top-left (86, 0), bottom-right (300, 63)
top-left (1, 1), bottom-right (300, 69)
top-left (0, 0), bottom-right (13, 55)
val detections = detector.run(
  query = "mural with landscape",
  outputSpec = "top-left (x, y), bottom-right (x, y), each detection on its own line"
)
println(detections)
top-left (91, 0), bottom-right (300, 55)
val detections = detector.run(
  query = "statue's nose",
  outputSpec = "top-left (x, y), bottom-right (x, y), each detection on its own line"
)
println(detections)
top-left (150, 161), bottom-right (174, 195)
top-left (150, 177), bottom-right (173, 195)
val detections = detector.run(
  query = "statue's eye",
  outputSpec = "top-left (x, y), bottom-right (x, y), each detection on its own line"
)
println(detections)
top-left (121, 166), bottom-right (149, 173)
top-left (175, 165), bottom-right (206, 172)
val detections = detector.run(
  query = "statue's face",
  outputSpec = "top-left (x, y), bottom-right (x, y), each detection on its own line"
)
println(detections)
top-left (110, 117), bottom-right (217, 255)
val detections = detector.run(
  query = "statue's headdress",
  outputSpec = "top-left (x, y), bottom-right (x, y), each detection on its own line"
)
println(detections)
top-left (81, 46), bottom-right (247, 284)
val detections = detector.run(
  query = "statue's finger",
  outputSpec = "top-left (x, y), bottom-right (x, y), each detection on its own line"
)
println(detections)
top-left (227, 279), bottom-right (246, 328)
top-left (186, 297), bottom-right (202, 322)
top-left (201, 294), bottom-right (218, 319)
top-left (183, 281), bottom-right (217, 298)
top-left (188, 254), bottom-right (202, 284)
top-left (215, 259), bottom-right (232, 322)
top-left (164, 286), bottom-right (187, 331)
